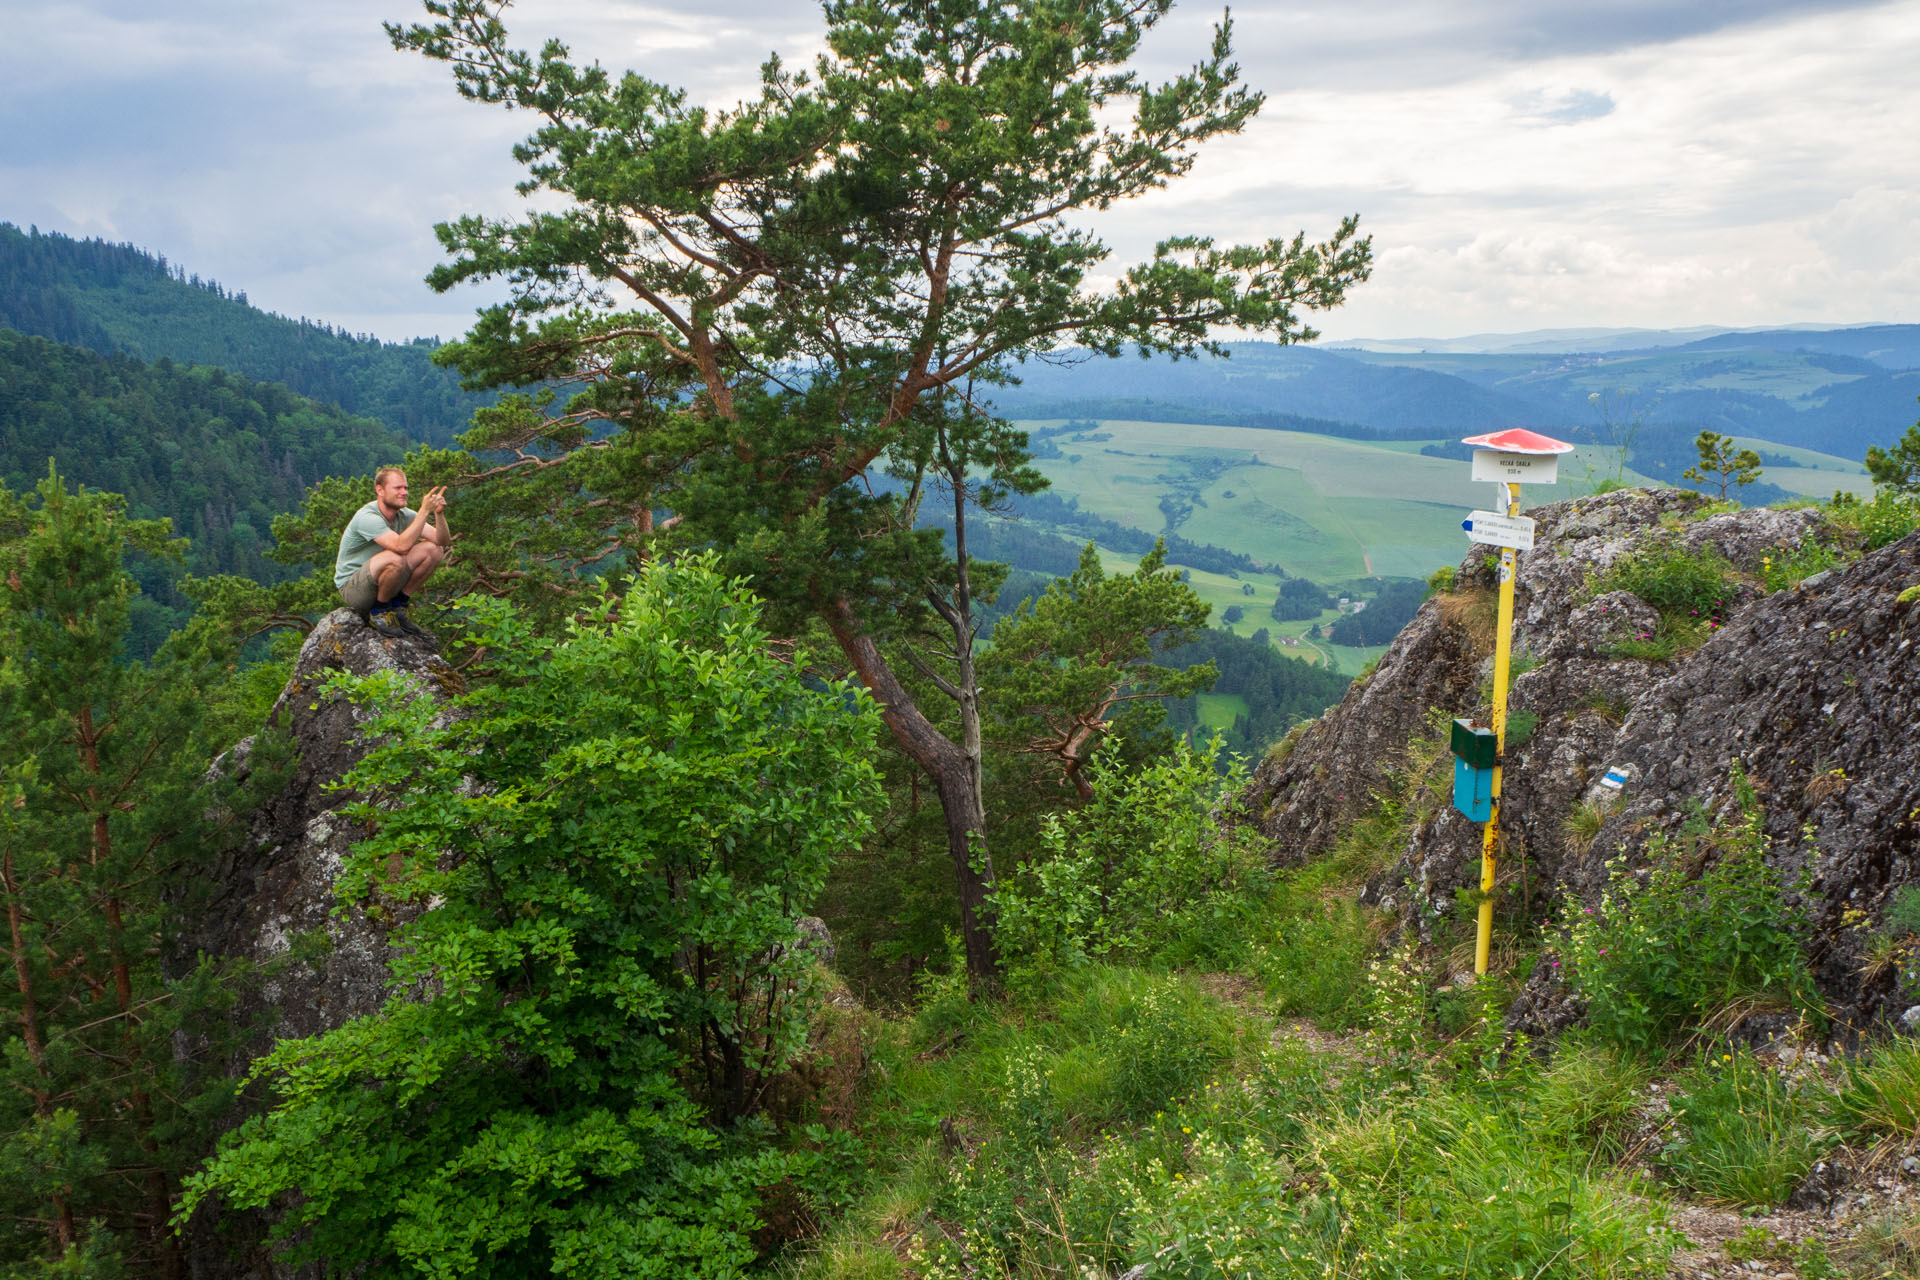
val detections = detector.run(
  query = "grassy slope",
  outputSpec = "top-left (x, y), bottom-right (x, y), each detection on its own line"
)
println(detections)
top-left (783, 645), bottom-right (1920, 1279)
top-left (1026, 419), bottom-right (1648, 668)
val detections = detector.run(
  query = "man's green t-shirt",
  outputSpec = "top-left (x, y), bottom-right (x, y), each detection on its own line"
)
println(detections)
top-left (333, 501), bottom-right (416, 587)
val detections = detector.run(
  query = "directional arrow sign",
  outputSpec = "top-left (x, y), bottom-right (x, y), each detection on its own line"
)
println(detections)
top-left (1462, 511), bottom-right (1536, 550)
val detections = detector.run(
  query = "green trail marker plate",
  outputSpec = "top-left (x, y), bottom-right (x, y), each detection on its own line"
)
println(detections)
top-left (1450, 717), bottom-right (1498, 769)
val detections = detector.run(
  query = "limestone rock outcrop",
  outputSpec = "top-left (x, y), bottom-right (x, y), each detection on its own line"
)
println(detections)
top-left (1244, 488), bottom-right (1920, 1031)
top-left (190, 609), bottom-right (457, 1071)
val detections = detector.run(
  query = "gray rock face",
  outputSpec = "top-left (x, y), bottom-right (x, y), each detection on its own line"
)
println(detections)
top-left (191, 609), bottom-right (458, 1071)
top-left (1244, 487), bottom-right (1920, 1030)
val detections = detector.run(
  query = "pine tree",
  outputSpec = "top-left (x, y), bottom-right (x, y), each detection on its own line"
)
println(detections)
top-left (0, 469), bottom-right (243, 1277)
top-left (387, 0), bottom-right (1371, 985)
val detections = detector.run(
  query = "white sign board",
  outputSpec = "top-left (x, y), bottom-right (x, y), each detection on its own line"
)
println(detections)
top-left (1472, 449), bottom-right (1560, 485)
top-left (1462, 511), bottom-right (1536, 551)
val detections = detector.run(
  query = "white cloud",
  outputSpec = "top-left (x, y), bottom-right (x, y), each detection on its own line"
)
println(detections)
top-left (1, 0), bottom-right (1915, 342)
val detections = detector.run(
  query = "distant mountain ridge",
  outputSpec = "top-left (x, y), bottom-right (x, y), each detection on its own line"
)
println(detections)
top-left (0, 223), bottom-right (488, 444)
top-left (994, 329), bottom-right (1920, 462)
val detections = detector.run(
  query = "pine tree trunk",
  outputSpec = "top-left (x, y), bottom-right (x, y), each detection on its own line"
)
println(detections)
top-left (824, 601), bottom-right (1001, 989)
top-left (2, 847), bottom-right (75, 1253)
top-left (79, 708), bottom-right (180, 1277)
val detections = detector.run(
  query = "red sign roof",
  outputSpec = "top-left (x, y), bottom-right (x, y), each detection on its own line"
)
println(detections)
top-left (1460, 428), bottom-right (1576, 455)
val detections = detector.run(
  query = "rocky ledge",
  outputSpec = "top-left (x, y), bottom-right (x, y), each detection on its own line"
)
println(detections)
top-left (1245, 489), bottom-right (1920, 1033)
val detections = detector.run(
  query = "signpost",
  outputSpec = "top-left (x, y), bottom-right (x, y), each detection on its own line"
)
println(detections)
top-left (1452, 428), bottom-right (1574, 976)
top-left (1460, 511), bottom-right (1535, 551)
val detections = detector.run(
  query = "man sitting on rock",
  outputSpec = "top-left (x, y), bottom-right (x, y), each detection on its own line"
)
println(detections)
top-left (333, 466), bottom-right (449, 638)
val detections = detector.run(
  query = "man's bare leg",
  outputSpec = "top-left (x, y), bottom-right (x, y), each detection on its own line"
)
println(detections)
top-left (379, 543), bottom-right (446, 639)
top-left (398, 542), bottom-right (446, 597)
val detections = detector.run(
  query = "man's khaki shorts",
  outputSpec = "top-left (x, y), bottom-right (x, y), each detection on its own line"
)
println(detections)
top-left (338, 565), bottom-right (381, 613)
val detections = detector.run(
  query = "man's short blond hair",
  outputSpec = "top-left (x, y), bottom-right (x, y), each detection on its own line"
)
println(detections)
top-left (374, 466), bottom-right (406, 488)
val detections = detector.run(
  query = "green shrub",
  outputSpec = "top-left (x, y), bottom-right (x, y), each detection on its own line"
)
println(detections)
top-left (1657, 1050), bottom-right (1832, 1207)
top-left (1828, 487), bottom-right (1920, 550)
top-left (1863, 491), bottom-right (1920, 549)
top-left (1760, 539), bottom-right (1840, 591)
top-left (1560, 764), bottom-right (1821, 1056)
top-left (993, 738), bottom-right (1271, 979)
top-left (1594, 541), bottom-right (1744, 623)
top-left (180, 560), bottom-right (887, 1277)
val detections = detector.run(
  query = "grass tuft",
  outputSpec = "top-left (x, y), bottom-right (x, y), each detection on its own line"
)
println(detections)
top-left (1657, 1050), bottom-right (1830, 1208)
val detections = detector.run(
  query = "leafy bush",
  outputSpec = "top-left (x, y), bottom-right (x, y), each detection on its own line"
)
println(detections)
top-left (1826, 487), bottom-right (1920, 550)
top-left (1759, 539), bottom-right (1840, 591)
top-left (992, 737), bottom-right (1271, 977)
top-left (1658, 1051), bottom-right (1832, 1208)
top-left (1560, 765), bottom-right (1821, 1056)
top-left (1862, 491), bottom-right (1920, 550)
top-left (1594, 541), bottom-right (1744, 623)
top-left (181, 559), bottom-right (886, 1278)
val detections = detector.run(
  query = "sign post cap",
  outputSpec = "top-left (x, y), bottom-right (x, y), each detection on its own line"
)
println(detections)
top-left (1461, 428), bottom-right (1575, 455)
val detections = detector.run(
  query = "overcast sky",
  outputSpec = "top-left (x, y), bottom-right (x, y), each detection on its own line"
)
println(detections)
top-left (3, 0), bottom-right (1915, 344)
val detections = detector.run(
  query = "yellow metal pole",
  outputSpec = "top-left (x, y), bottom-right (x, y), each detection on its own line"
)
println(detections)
top-left (1475, 481), bottom-right (1521, 976)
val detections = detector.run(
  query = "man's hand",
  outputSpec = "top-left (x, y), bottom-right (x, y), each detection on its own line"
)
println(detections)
top-left (422, 486), bottom-right (448, 515)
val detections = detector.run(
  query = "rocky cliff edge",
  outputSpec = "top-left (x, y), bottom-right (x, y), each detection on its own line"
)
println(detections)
top-left (1245, 488), bottom-right (1920, 1033)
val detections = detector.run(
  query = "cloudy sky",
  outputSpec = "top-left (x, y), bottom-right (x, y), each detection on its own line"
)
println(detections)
top-left (3, 0), bottom-right (1916, 344)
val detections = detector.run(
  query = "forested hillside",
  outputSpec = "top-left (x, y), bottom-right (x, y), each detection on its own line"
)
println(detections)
top-left (0, 224), bottom-right (489, 443)
top-left (0, 328), bottom-right (406, 641)
top-left (1160, 626), bottom-right (1352, 754)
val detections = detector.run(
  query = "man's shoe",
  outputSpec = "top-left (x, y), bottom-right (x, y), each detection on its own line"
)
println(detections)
top-left (389, 608), bottom-right (429, 638)
top-left (363, 606), bottom-right (406, 638)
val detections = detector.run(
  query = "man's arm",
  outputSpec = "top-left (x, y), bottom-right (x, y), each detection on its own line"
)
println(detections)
top-left (425, 493), bottom-right (450, 548)
top-left (371, 488), bottom-right (445, 552)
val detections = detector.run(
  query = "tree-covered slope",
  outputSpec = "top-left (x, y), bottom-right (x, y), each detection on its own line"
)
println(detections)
top-left (0, 327), bottom-right (405, 584)
top-left (0, 224), bottom-right (489, 443)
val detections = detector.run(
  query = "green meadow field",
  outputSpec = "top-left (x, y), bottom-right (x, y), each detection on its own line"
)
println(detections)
top-left (1017, 418), bottom-right (1642, 668)
top-left (1727, 438), bottom-right (1873, 497)
top-left (1026, 418), bottom-right (1654, 582)
top-left (1009, 416), bottom-right (1876, 669)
